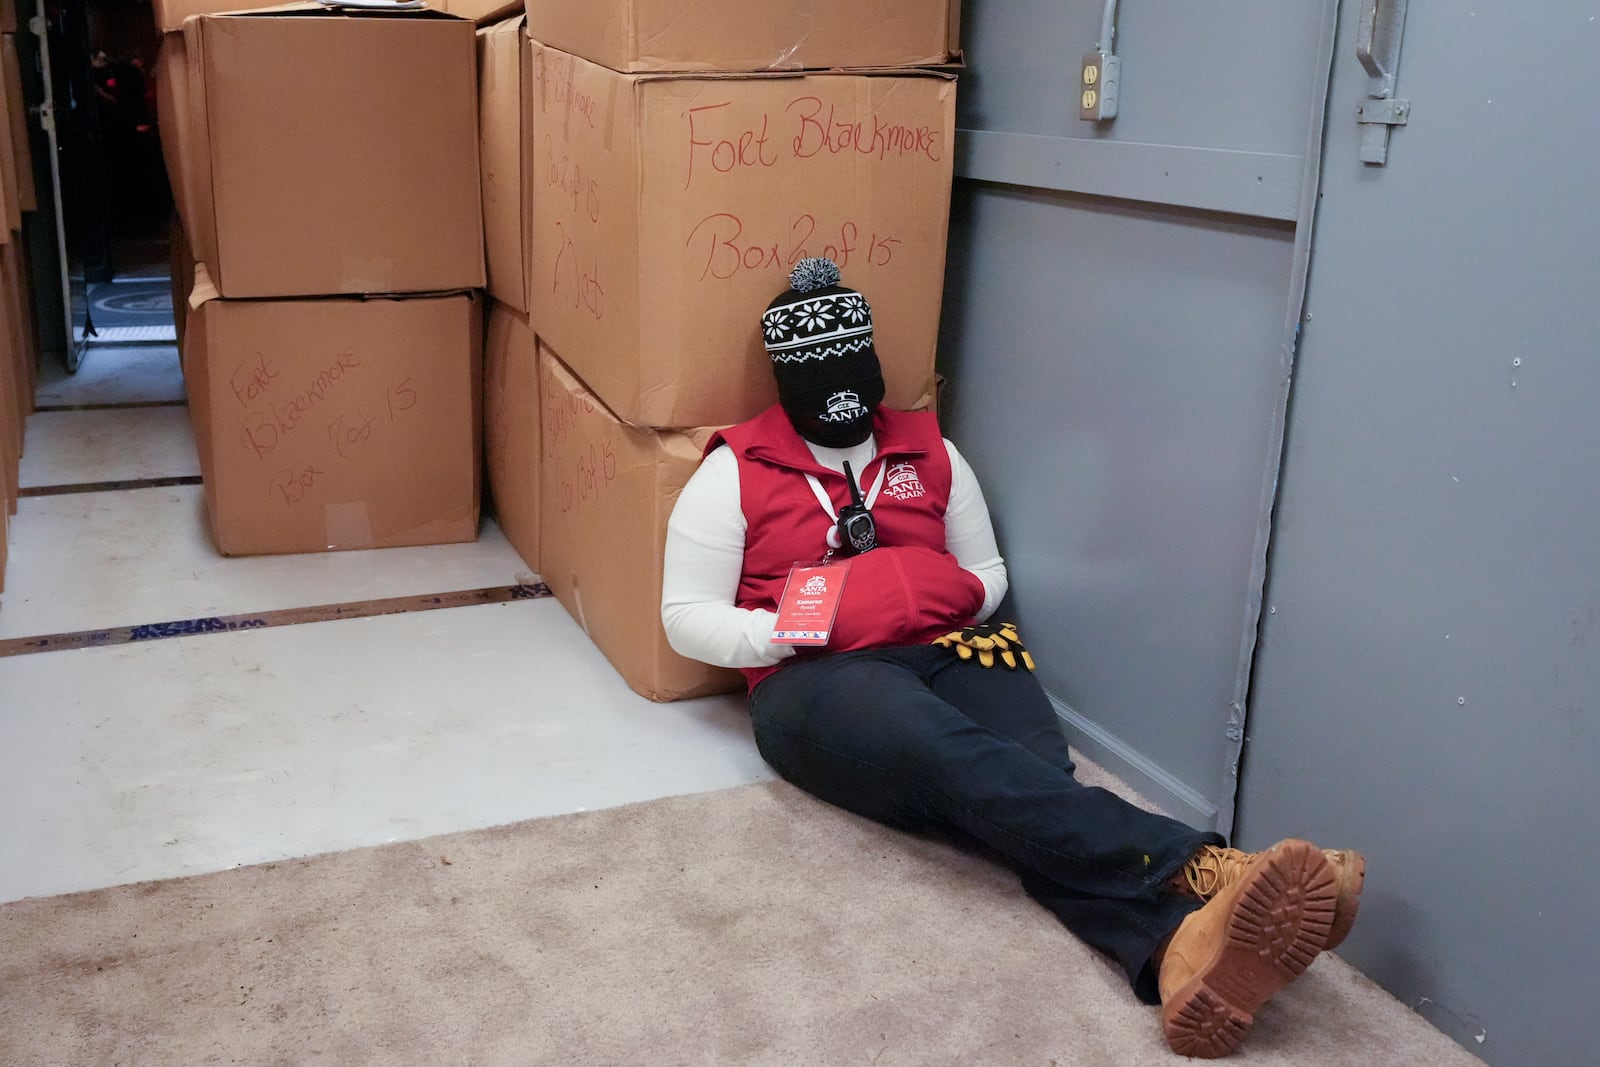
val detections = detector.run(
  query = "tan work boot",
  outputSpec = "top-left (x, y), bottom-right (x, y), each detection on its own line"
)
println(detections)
top-left (1180, 842), bottom-right (1365, 950)
top-left (1158, 839), bottom-right (1337, 1059)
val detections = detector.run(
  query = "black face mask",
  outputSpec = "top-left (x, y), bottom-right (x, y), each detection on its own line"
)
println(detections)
top-left (773, 344), bottom-right (886, 448)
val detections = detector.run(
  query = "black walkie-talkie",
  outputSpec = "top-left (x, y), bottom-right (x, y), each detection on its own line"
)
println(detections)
top-left (836, 460), bottom-right (877, 556)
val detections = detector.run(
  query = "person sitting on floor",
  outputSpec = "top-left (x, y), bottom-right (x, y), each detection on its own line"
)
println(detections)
top-left (661, 257), bottom-right (1364, 1059)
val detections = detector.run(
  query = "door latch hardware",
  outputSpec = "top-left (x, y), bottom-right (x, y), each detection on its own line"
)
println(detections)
top-left (1355, 0), bottom-right (1411, 164)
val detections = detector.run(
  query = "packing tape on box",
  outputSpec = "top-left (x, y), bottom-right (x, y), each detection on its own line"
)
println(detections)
top-left (0, 582), bottom-right (552, 659)
top-left (323, 501), bottom-right (375, 552)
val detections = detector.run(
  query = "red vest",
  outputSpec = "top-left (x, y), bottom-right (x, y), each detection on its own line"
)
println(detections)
top-left (707, 405), bottom-right (986, 689)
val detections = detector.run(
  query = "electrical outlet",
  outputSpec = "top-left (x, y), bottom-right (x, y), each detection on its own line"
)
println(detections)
top-left (1079, 51), bottom-right (1120, 121)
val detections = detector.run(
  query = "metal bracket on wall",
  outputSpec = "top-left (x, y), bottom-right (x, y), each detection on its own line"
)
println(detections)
top-left (1355, 0), bottom-right (1411, 164)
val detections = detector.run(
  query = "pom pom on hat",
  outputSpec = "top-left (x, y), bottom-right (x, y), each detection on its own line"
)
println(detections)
top-left (788, 257), bottom-right (842, 293)
top-left (760, 255), bottom-right (883, 447)
top-left (763, 256), bottom-right (872, 361)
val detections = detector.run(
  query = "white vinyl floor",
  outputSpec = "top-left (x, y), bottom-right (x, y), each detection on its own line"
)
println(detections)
top-left (0, 343), bottom-right (771, 905)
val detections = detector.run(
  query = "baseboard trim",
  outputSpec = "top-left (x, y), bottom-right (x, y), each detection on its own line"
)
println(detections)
top-left (1048, 695), bottom-right (1221, 832)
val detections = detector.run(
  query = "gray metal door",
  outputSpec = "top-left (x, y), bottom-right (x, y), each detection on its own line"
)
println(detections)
top-left (941, 1), bottom-right (1337, 830)
top-left (26, 0), bottom-right (77, 371)
top-left (1240, 2), bottom-right (1599, 1063)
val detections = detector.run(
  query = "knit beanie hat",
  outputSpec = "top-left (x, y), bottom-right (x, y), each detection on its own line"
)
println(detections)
top-left (761, 257), bottom-right (886, 449)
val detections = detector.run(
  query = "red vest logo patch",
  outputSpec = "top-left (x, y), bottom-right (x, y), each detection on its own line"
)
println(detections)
top-left (883, 461), bottom-right (926, 501)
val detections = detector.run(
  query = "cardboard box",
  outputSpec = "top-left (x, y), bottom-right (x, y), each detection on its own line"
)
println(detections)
top-left (528, 42), bottom-right (953, 429)
top-left (151, 0), bottom-right (274, 33)
top-left (185, 265), bottom-right (483, 556)
top-left (2, 37), bottom-right (34, 214)
top-left (483, 299), bottom-right (539, 572)
top-left (0, 300), bottom-right (17, 527)
top-left (0, 282), bottom-right (19, 487)
top-left (0, 341), bottom-right (14, 498)
top-left (0, 251), bottom-right (21, 452)
top-left (478, 16), bottom-right (532, 312)
top-left (0, 129), bottom-right (10, 240)
top-left (525, 0), bottom-right (960, 73)
top-left (0, 494), bottom-right (9, 592)
top-left (1, 238), bottom-right (31, 414)
top-left (1, 247), bottom-right (18, 598)
top-left (0, 392), bottom-right (11, 579)
top-left (435, 0), bottom-right (520, 24)
top-left (170, 214), bottom-right (197, 354)
top-left (155, 0), bottom-right (521, 32)
top-left (539, 344), bottom-right (741, 701)
top-left (154, 33), bottom-right (193, 243)
top-left (160, 7), bottom-right (485, 298)
top-left (1, 411), bottom-right (15, 516)
top-left (0, 38), bottom-right (19, 234)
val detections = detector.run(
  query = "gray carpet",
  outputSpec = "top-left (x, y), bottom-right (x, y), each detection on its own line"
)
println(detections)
top-left (87, 281), bottom-right (174, 328)
top-left (0, 780), bottom-right (1481, 1065)
top-left (83, 280), bottom-right (178, 344)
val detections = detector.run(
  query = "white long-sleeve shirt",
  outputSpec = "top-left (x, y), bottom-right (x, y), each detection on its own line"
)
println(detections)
top-left (661, 433), bottom-right (1008, 670)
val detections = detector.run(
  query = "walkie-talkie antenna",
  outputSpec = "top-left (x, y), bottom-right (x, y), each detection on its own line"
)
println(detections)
top-left (842, 460), bottom-right (866, 509)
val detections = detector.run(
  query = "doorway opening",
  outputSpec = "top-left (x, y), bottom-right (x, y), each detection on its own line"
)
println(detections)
top-left (35, 0), bottom-right (176, 375)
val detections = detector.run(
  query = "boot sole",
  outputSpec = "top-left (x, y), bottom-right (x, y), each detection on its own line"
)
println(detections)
top-left (1161, 840), bottom-right (1337, 1059)
top-left (1324, 849), bottom-right (1366, 951)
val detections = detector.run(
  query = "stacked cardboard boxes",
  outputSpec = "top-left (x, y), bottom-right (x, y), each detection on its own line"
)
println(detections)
top-left (476, 7), bottom-right (541, 574)
top-left (526, 44), bottom-right (955, 428)
top-left (503, 1), bottom-right (960, 699)
top-left (155, 2), bottom-right (487, 555)
top-left (0, 2), bottom-right (39, 595)
top-left (537, 348), bottom-right (735, 700)
top-left (524, 0), bottom-right (960, 74)
top-left (483, 299), bottom-right (540, 571)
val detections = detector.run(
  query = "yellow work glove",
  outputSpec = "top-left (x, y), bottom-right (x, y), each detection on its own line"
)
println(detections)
top-left (931, 622), bottom-right (1036, 670)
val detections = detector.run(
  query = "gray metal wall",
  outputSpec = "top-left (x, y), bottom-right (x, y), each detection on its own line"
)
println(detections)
top-left (945, 2), bottom-right (1594, 1063)
top-left (941, 1), bottom-right (1334, 828)
top-left (1238, 4), bottom-right (1600, 1065)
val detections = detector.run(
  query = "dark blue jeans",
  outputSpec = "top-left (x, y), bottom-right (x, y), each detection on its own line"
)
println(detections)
top-left (749, 645), bottom-right (1222, 1004)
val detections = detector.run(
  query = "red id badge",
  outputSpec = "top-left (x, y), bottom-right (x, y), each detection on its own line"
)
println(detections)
top-left (770, 560), bottom-right (851, 646)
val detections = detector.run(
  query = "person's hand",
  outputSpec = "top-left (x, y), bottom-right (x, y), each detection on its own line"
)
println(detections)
top-left (931, 622), bottom-right (1035, 670)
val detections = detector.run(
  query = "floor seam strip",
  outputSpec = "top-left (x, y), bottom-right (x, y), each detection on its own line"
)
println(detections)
top-left (33, 400), bottom-right (189, 412)
top-left (0, 584), bottom-right (553, 658)
top-left (20, 476), bottom-right (205, 498)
